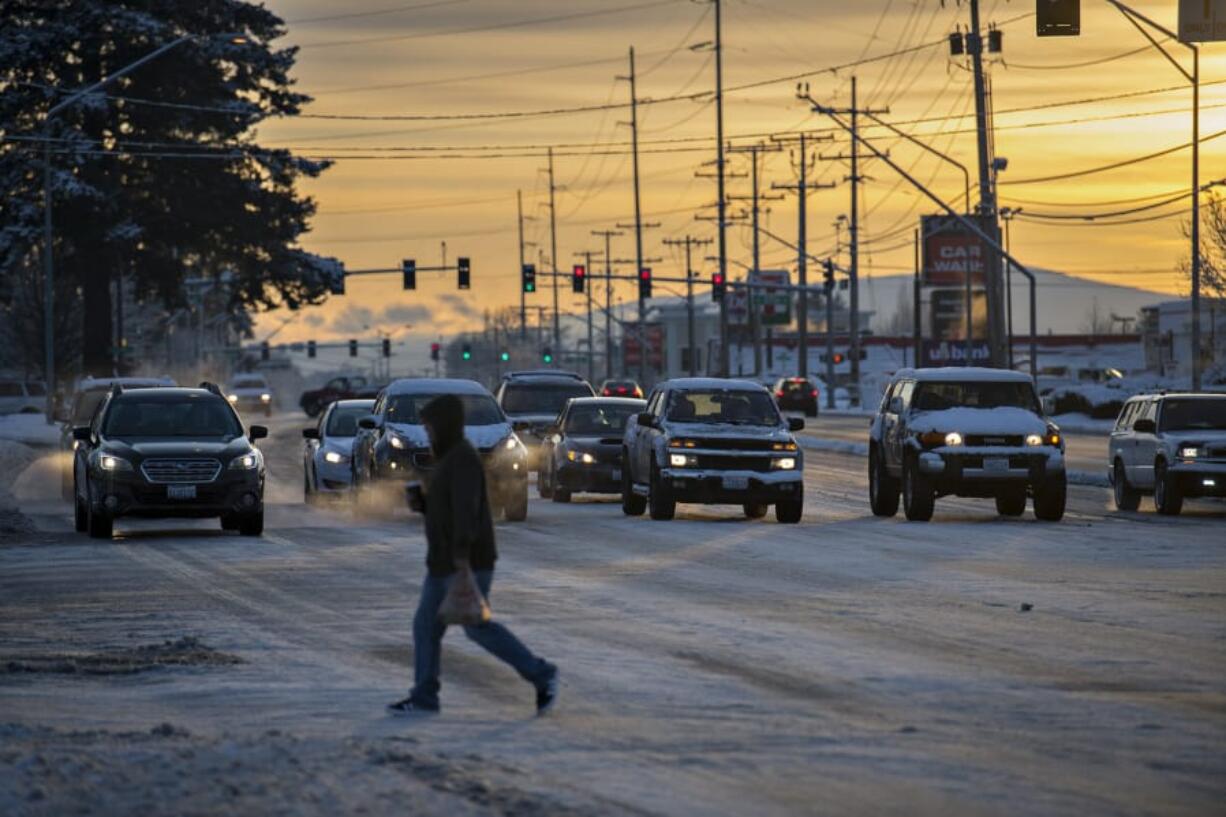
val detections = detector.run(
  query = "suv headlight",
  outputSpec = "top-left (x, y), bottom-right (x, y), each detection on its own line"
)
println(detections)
top-left (771, 457), bottom-right (798, 470)
top-left (568, 450), bottom-right (596, 464)
top-left (97, 453), bottom-right (132, 472)
top-left (944, 432), bottom-right (964, 447)
top-left (389, 433), bottom-right (407, 450)
top-left (669, 453), bottom-right (697, 467)
top-left (229, 453), bottom-right (260, 470)
top-left (324, 450), bottom-right (348, 464)
top-left (260, 393), bottom-right (272, 403)
top-left (1180, 446), bottom-right (1200, 460)
top-left (1025, 433), bottom-right (1043, 447)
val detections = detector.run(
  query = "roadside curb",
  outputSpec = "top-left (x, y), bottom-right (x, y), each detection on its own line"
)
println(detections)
top-left (798, 435), bottom-right (1109, 488)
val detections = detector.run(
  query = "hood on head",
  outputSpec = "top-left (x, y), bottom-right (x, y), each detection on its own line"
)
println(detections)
top-left (421, 394), bottom-right (464, 457)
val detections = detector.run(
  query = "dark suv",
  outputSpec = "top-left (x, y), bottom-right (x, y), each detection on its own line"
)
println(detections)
top-left (72, 384), bottom-right (267, 539)
top-left (495, 371), bottom-right (595, 482)
top-left (868, 368), bottom-right (1066, 522)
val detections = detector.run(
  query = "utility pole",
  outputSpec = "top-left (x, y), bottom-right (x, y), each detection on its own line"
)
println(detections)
top-left (517, 189), bottom-right (527, 339)
top-left (546, 147), bottom-right (561, 348)
top-left (714, 0), bottom-right (729, 377)
top-left (592, 228), bottom-right (623, 381)
top-left (727, 142), bottom-right (783, 377)
top-left (815, 77), bottom-right (887, 405)
top-left (664, 235), bottom-right (713, 376)
top-left (618, 46), bottom-right (650, 383)
top-left (772, 132), bottom-right (834, 379)
top-left (967, 0), bottom-right (1006, 366)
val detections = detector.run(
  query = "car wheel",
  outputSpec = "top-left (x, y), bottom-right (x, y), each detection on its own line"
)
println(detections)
top-left (775, 493), bottom-right (803, 523)
top-left (1153, 459), bottom-right (1183, 516)
top-left (1113, 460), bottom-right (1140, 511)
top-left (1033, 473), bottom-right (1067, 522)
top-left (621, 452), bottom-right (646, 516)
top-left (238, 509), bottom-right (264, 536)
top-left (552, 486), bottom-right (571, 503)
top-left (743, 502), bottom-right (768, 519)
top-left (537, 462), bottom-right (554, 498)
top-left (901, 457), bottom-right (934, 522)
top-left (304, 399), bottom-right (320, 418)
top-left (648, 463), bottom-right (675, 521)
top-left (73, 491), bottom-right (88, 533)
top-left (304, 470), bottom-right (317, 505)
top-left (86, 496), bottom-right (112, 540)
top-left (504, 481), bottom-right (529, 522)
top-left (868, 446), bottom-right (900, 518)
top-left (995, 488), bottom-right (1027, 517)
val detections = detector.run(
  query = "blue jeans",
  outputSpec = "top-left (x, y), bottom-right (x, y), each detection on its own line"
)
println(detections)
top-left (409, 569), bottom-right (553, 710)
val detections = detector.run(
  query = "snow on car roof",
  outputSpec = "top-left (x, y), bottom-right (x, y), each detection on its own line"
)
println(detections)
top-left (662, 377), bottom-right (768, 392)
top-left (892, 367), bottom-right (1033, 383)
top-left (566, 396), bottom-right (646, 406)
top-left (384, 378), bottom-right (492, 396)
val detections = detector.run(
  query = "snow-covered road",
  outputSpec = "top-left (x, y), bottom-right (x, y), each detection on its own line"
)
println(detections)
top-left (1, 414), bottom-right (1223, 816)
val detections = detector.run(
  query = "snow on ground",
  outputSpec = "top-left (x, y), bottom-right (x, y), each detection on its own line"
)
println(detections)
top-left (0, 414), bottom-right (59, 447)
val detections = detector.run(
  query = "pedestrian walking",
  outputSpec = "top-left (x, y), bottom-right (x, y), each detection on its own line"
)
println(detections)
top-left (388, 393), bottom-right (558, 716)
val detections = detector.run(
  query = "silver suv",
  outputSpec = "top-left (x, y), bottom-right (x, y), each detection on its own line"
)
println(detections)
top-left (868, 368), bottom-right (1067, 522)
top-left (1109, 393), bottom-right (1226, 515)
top-left (621, 378), bottom-right (805, 523)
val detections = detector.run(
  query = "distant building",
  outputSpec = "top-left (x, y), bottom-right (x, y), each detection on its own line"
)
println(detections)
top-left (1139, 298), bottom-right (1226, 380)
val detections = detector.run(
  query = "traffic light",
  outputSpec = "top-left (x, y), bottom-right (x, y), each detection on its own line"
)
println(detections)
top-left (348, 339), bottom-right (358, 358)
top-left (522, 263), bottom-right (536, 293)
top-left (461, 343), bottom-right (472, 361)
top-left (402, 259), bottom-right (416, 290)
top-left (381, 338), bottom-right (391, 358)
top-left (823, 258), bottom-right (835, 291)
top-left (988, 27), bottom-right (1002, 53)
top-left (260, 341), bottom-right (270, 361)
top-left (457, 256), bottom-right (470, 290)
top-left (712, 272), bottom-right (726, 302)
top-left (572, 264), bottom-right (586, 294)
top-left (307, 340), bottom-right (316, 359)
top-left (638, 267), bottom-right (652, 299)
top-left (1037, 0), bottom-right (1079, 37)
top-left (832, 352), bottom-right (845, 365)
top-left (500, 350), bottom-right (510, 363)
top-left (948, 31), bottom-right (964, 56)
top-left (542, 347), bottom-right (553, 365)
top-left (430, 342), bottom-right (440, 362)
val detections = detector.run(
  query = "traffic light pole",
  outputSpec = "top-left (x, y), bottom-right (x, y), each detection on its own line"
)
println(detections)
top-left (517, 189), bottom-right (527, 339)
top-left (592, 229), bottom-right (623, 381)
top-left (547, 147), bottom-right (561, 349)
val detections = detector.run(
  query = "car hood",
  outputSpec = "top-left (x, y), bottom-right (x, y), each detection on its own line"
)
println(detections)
top-left (106, 438), bottom-right (250, 458)
top-left (385, 422), bottom-right (513, 450)
top-left (1161, 429), bottom-right (1226, 445)
top-left (228, 387), bottom-right (268, 396)
top-left (908, 407), bottom-right (1048, 436)
top-left (565, 434), bottom-right (624, 448)
top-left (322, 436), bottom-right (356, 452)
top-left (658, 421), bottom-right (795, 443)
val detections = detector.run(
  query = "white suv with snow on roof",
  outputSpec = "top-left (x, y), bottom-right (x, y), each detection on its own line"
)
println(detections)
top-left (621, 378), bottom-right (806, 523)
top-left (868, 368), bottom-right (1067, 522)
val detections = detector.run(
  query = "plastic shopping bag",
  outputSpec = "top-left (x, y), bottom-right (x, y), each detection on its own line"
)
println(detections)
top-left (438, 562), bottom-right (493, 626)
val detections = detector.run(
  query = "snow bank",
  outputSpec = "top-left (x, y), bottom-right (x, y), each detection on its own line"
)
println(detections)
top-left (0, 414), bottom-right (59, 447)
top-left (1050, 414), bottom-right (1116, 434)
top-left (0, 440), bottom-right (38, 541)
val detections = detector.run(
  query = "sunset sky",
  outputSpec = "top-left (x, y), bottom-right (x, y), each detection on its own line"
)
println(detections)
top-left (251, 0), bottom-right (1223, 351)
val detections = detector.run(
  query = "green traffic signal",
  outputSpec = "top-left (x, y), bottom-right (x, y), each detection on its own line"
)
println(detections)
top-left (500, 351), bottom-right (510, 362)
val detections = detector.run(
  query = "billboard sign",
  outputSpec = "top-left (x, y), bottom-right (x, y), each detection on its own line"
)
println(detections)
top-left (1180, 0), bottom-right (1226, 42)
top-left (921, 214), bottom-right (995, 287)
top-left (921, 340), bottom-right (992, 367)
top-left (727, 269), bottom-right (793, 326)
top-left (623, 322), bottom-right (664, 369)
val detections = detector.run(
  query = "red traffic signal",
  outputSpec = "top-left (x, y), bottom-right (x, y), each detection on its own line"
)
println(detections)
top-left (430, 342), bottom-right (440, 362)
top-left (572, 264), bottom-right (586, 294)
top-left (711, 272), bottom-right (726, 301)
top-left (638, 267), bottom-right (652, 299)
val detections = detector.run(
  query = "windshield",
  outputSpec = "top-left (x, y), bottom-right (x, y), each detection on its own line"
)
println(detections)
top-left (1160, 398), bottom-right (1226, 431)
top-left (780, 380), bottom-right (813, 395)
top-left (103, 396), bottom-right (243, 438)
top-left (565, 403), bottom-right (642, 435)
top-left (666, 389), bottom-right (781, 426)
top-left (386, 393), bottom-right (504, 426)
top-left (231, 376), bottom-right (266, 388)
top-left (912, 381), bottom-right (1039, 412)
top-left (326, 404), bottom-right (374, 437)
top-left (501, 382), bottom-right (593, 415)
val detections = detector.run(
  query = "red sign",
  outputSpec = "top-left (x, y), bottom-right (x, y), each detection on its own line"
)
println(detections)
top-left (623, 323), bottom-right (664, 369)
top-left (921, 214), bottom-right (995, 287)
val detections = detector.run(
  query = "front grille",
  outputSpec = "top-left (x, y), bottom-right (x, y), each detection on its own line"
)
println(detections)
top-left (688, 438), bottom-right (777, 452)
top-left (695, 454), bottom-right (773, 472)
top-left (140, 458), bottom-right (222, 484)
top-left (965, 434), bottom-right (1023, 447)
top-left (960, 455), bottom-right (1032, 469)
top-left (1206, 445), bottom-right (1226, 460)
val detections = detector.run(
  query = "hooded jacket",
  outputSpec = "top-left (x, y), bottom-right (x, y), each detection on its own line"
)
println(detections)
top-left (420, 394), bottom-right (497, 577)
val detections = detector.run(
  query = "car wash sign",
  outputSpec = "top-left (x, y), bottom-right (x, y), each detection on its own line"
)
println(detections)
top-left (920, 215), bottom-right (995, 287)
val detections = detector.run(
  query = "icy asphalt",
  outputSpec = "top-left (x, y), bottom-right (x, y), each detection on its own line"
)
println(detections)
top-left (1, 412), bottom-right (1223, 816)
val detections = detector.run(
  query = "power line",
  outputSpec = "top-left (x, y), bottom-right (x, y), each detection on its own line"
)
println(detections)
top-left (1001, 127), bottom-right (1226, 186)
top-left (285, 0), bottom-right (472, 25)
top-left (1002, 41), bottom-right (1160, 70)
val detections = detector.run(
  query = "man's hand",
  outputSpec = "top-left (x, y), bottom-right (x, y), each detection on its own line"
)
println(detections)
top-left (405, 481), bottom-right (426, 513)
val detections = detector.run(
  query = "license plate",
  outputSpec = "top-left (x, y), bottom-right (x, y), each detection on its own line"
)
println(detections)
top-left (723, 475), bottom-right (749, 490)
top-left (167, 484), bottom-right (197, 500)
top-left (983, 458), bottom-right (1009, 474)
top-left (611, 469), bottom-right (621, 482)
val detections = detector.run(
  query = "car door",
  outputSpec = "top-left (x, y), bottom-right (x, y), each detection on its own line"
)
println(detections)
top-left (1131, 399), bottom-right (1159, 488)
top-left (308, 404), bottom-right (327, 486)
top-left (886, 380), bottom-right (914, 473)
top-left (1110, 399), bottom-right (1136, 476)
top-left (633, 389), bottom-right (663, 483)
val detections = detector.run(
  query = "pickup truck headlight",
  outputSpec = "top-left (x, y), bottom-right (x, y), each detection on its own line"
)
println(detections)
top-left (669, 453), bottom-right (696, 467)
top-left (944, 432), bottom-right (964, 447)
top-left (1180, 446), bottom-right (1200, 460)
top-left (229, 453), bottom-right (259, 470)
top-left (324, 450), bottom-right (348, 464)
top-left (1025, 433), bottom-right (1043, 447)
top-left (97, 454), bottom-right (132, 472)
top-left (772, 457), bottom-right (797, 470)
top-left (260, 393), bottom-right (272, 403)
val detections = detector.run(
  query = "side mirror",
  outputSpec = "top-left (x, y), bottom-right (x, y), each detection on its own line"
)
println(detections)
top-left (1133, 418), bottom-right (1156, 434)
top-left (636, 412), bottom-right (656, 428)
top-left (302, 428), bottom-right (320, 439)
top-left (72, 426), bottom-right (92, 442)
top-left (787, 417), bottom-right (805, 432)
top-left (358, 415), bottom-right (379, 431)
top-left (888, 396), bottom-right (904, 415)
top-left (249, 425), bottom-right (268, 441)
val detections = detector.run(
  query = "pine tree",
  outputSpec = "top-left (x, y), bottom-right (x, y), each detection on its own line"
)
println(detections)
top-left (0, 0), bottom-right (338, 376)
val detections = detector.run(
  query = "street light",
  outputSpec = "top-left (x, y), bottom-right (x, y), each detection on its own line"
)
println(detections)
top-left (40, 31), bottom-right (248, 421)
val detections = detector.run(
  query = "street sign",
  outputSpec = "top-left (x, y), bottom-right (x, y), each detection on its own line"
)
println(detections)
top-left (1037, 0), bottom-right (1080, 37)
top-left (726, 269), bottom-right (793, 326)
top-left (1179, 0), bottom-right (1226, 42)
top-left (623, 323), bottom-right (664, 369)
top-left (921, 340), bottom-right (992, 367)
top-left (920, 214), bottom-right (995, 287)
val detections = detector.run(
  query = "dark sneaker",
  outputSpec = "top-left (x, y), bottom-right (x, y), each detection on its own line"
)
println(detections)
top-left (536, 668), bottom-right (559, 715)
top-left (387, 697), bottom-right (439, 717)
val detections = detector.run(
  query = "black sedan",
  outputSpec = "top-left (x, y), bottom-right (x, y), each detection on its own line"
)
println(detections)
top-left (539, 397), bottom-right (646, 502)
top-left (772, 377), bottom-right (820, 417)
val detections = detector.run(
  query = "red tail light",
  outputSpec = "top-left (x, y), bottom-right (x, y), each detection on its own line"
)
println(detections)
top-left (811, 389), bottom-right (818, 398)
top-left (775, 390), bottom-right (784, 398)
top-left (616, 386), bottom-right (627, 394)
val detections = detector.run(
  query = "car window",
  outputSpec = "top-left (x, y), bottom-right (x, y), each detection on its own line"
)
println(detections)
top-left (73, 390), bottom-right (110, 424)
top-left (386, 393), bottom-right (504, 425)
top-left (1139, 400), bottom-right (1157, 423)
top-left (103, 396), bottom-right (242, 438)
top-left (564, 404), bottom-right (642, 435)
top-left (231, 375), bottom-right (266, 387)
top-left (0, 382), bottom-right (21, 397)
top-left (781, 380), bottom-right (811, 394)
top-left (1115, 401), bottom-right (1138, 431)
top-left (326, 378), bottom-right (344, 391)
top-left (911, 380), bottom-right (1038, 412)
top-left (326, 403), bottom-right (374, 437)
top-left (646, 390), bottom-right (663, 416)
top-left (898, 381), bottom-right (916, 410)
top-left (666, 389), bottom-right (780, 426)
top-left (500, 382), bottom-right (593, 415)
top-left (1159, 397), bottom-right (1226, 431)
